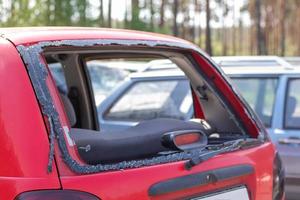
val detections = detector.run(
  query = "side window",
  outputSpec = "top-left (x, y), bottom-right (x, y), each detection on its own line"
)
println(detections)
top-left (284, 79), bottom-right (300, 129)
top-left (104, 80), bottom-right (193, 121)
top-left (232, 78), bottom-right (278, 127)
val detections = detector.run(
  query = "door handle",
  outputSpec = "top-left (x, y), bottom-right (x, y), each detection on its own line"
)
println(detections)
top-left (278, 137), bottom-right (300, 145)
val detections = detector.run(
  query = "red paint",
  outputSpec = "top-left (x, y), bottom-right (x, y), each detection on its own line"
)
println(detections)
top-left (0, 38), bottom-right (60, 199)
top-left (1, 27), bottom-right (190, 46)
top-left (60, 143), bottom-right (275, 200)
top-left (192, 89), bottom-right (205, 118)
top-left (0, 28), bottom-right (277, 199)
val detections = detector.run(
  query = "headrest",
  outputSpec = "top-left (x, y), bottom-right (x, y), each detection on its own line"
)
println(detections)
top-left (59, 93), bottom-right (77, 127)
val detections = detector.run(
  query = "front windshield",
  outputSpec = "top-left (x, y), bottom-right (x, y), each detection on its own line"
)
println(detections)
top-left (231, 77), bottom-right (278, 127)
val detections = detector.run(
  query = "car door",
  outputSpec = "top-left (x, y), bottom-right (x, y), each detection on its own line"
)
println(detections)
top-left (272, 76), bottom-right (300, 198)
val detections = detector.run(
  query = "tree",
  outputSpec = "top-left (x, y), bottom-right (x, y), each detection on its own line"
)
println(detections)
top-left (254, 0), bottom-right (267, 55)
top-left (131, 0), bottom-right (139, 29)
top-left (216, 0), bottom-right (229, 55)
top-left (279, 0), bottom-right (286, 56)
top-left (173, 0), bottom-right (179, 36)
top-left (159, 0), bottom-right (166, 29)
top-left (194, 0), bottom-right (203, 47)
top-left (0, 0), bottom-right (3, 26)
top-left (108, 0), bottom-right (112, 27)
top-left (231, 0), bottom-right (236, 55)
top-left (205, 0), bottom-right (212, 55)
top-left (99, 0), bottom-right (104, 26)
top-left (150, 0), bottom-right (155, 30)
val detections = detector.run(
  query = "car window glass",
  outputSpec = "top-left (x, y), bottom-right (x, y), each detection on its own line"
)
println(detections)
top-left (285, 79), bottom-right (300, 129)
top-left (232, 78), bottom-right (278, 127)
top-left (104, 80), bottom-right (193, 121)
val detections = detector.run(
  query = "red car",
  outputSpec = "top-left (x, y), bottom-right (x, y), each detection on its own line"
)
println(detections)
top-left (0, 27), bottom-right (284, 200)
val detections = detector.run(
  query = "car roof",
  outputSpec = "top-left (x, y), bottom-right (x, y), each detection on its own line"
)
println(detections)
top-left (222, 66), bottom-right (300, 75)
top-left (211, 56), bottom-right (300, 75)
top-left (0, 27), bottom-right (190, 46)
top-left (212, 56), bottom-right (292, 68)
top-left (128, 65), bottom-right (300, 80)
top-left (284, 57), bottom-right (300, 67)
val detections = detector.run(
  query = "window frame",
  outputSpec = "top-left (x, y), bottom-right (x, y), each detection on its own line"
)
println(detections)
top-left (283, 77), bottom-right (300, 130)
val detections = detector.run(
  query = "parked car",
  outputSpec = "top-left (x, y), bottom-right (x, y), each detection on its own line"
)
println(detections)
top-left (97, 69), bottom-right (193, 131)
top-left (0, 27), bottom-right (282, 200)
top-left (214, 56), bottom-right (300, 200)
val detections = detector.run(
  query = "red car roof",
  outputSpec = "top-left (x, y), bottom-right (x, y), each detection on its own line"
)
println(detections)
top-left (0, 27), bottom-right (190, 46)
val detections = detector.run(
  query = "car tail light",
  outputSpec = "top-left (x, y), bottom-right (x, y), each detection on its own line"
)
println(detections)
top-left (15, 190), bottom-right (99, 200)
top-left (273, 153), bottom-right (285, 200)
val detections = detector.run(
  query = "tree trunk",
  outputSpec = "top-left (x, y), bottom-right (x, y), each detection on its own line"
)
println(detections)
top-left (150, 0), bottom-right (154, 30)
top-left (131, 0), bottom-right (140, 29)
top-left (298, 5), bottom-right (300, 55)
top-left (255, 0), bottom-right (266, 55)
top-left (221, 0), bottom-right (227, 56)
top-left (77, 0), bottom-right (87, 26)
top-left (231, 0), bottom-right (236, 55)
top-left (181, 2), bottom-right (189, 40)
top-left (205, 0), bottom-right (212, 55)
top-left (238, 18), bottom-right (243, 54)
top-left (108, 0), bottom-right (112, 27)
top-left (124, 0), bottom-right (129, 28)
top-left (99, 0), bottom-right (104, 26)
top-left (279, 0), bottom-right (286, 56)
top-left (159, 0), bottom-right (165, 28)
top-left (46, 0), bottom-right (51, 25)
top-left (173, 0), bottom-right (179, 36)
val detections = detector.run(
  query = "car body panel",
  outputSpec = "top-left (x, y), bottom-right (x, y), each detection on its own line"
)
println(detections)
top-left (0, 27), bottom-right (190, 46)
top-left (0, 38), bottom-right (61, 199)
top-left (60, 142), bottom-right (275, 200)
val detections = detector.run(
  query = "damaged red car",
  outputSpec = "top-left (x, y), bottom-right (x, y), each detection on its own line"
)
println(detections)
top-left (0, 27), bottom-right (284, 200)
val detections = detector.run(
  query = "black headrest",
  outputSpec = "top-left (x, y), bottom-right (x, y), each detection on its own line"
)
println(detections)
top-left (59, 92), bottom-right (77, 127)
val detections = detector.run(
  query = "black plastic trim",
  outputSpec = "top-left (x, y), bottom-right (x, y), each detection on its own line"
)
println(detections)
top-left (148, 164), bottom-right (253, 196)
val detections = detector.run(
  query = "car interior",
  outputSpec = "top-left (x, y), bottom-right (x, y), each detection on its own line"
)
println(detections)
top-left (45, 47), bottom-right (249, 165)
